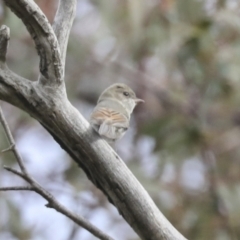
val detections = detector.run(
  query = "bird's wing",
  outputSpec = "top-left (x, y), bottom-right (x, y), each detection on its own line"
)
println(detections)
top-left (90, 107), bottom-right (129, 139)
top-left (90, 107), bottom-right (128, 125)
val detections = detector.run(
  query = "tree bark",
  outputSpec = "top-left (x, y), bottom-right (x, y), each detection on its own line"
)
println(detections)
top-left (0, 1), bottom-right (187, 239)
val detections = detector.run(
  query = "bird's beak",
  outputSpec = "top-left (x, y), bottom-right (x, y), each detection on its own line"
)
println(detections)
top-left (134, 98), bottom-right (145, 104)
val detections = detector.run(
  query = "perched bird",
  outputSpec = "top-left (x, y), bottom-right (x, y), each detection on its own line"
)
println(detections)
top-left (90, 83), bottom-right (144, 144)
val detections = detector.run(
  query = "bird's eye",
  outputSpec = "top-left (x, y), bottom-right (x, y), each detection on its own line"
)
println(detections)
top-left (123, 92), bottom-right (130, 97)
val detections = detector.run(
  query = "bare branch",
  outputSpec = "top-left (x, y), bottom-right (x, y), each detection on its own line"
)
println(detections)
top-left (4, 0), bottom-right (63, 85)
top-left (0, 106), bottom-right (29, 176)
top-left (42, 192), bottom-right (115, 240)
top-left (3, 166), bottom-right (29, 182)
top-left (53, 0), bottom-right (77, 75)
top-left (1, 143), bottom-right (14, 153)
top-left (0, 69), bottom-right (35, 113)
top-left (0, 186), bottom-right (34, 191)
top-left (1, 169), bottom-right (114, 240)
top-left (0, 25), bottom-right (10, 63)
top-left (0, 0), bottom-right (188, 239)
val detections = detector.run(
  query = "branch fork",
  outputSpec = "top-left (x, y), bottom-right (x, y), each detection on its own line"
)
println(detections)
top-left (0, 0), bottom-right (187, 239)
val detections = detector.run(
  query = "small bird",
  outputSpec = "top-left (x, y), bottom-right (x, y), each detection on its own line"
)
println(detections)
top-left (90, 83), bottom-right (144, 144)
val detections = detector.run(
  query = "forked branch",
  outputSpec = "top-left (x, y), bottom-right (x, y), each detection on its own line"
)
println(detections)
top-left (0, 0), bottom-right (188, 239)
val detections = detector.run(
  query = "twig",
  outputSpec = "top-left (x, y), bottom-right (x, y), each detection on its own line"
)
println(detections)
top-left (0, 186), bottom-right (34, 191)
top-left (0, 106), bottom-right (29, 176)
top-left (3, 166), bottom-right (29, 182)
top-left (1, 143), bottom-right (14, 153)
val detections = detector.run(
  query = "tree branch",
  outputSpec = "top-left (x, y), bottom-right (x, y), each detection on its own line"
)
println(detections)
top-left (0, 186), bottom-right (34, 191)
top-left (4, 0), bottom-right (63, 85)
top-left (0, 106), bottom-right (29, 176)
top-left (0, 25), bottom-right (9, 63)
top-left (3, 166), bottom-right (29, 182)
top-left (0, 67), bottom-right (35, 112)
top-left (0, 0), bottom-right (188, 239)
top-left (52, 0), bottom-right (77, 75)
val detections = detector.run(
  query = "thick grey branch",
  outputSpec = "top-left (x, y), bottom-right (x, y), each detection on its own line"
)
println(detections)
top-left (0, 25), bottom-right (9, 63)
top-left (4, 0), bottom-right (63, 85)
top-left (35, 100), bottom-right (187, 240)
top-left (0, 39), bottom-right (187, 240)
top-left (53, 0), bottom-right (77, 75)
top-left (0, 0), bottom-right (188, 239)
top-left (0, 66), bottom-right (34, 113)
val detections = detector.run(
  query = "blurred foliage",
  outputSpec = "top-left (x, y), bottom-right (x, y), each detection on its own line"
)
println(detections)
top-left (1, 0), bottom-right (240, 239)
